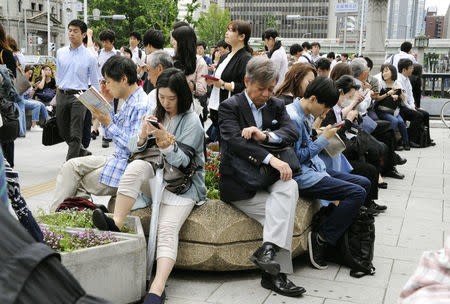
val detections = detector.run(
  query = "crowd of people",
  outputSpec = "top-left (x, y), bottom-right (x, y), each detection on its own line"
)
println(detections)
top-left (0, 18), bottom-right (437, 304)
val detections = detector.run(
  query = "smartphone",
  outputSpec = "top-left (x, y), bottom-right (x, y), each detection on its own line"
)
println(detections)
top-left (146, 118), bottom-right (160, 129)
top-left (202, 74), bottom-right (220, 81)
top-left (331, 121), bottom-right (345, 128)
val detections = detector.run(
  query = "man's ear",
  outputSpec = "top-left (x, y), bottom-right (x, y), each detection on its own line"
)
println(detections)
top-left (244, 76), bottom-right (249, 88)
top-left (121, 75), bottom-right (128, 84)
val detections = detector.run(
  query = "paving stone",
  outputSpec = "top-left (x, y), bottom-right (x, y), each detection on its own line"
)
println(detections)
top-left (398, 223), bottom-right (444, 250)
top-left (207, 279), bottom-right (271, 304)
top-left (324, 299), bottom-right (357, 304)
top-left (374, 215), bottom-right (403, 235)
top-left (412, 175), bottom-right (443, 189)
top-left (263, 294), bottom-right (324, 304)
top-left (374, 245), bottom-right (423, 262)
top-left (292, 257), bottom-right (340, 281)
top-left (287, 276), bottom-right (385, 304)
top-left (165, 277), bottom-right (223, 301)
top-left (375, 233), bottom-right (398, 246)
top-left (383, 273), bottom-right (410, 304)
top-left (165, 296), bottom-right (214, 304)
top-left (417, 158), bottom-right (443, 173)
top-left (334, 257), bottom-right (393, 288)
top-left (391, 260), bottom-right (418, 277)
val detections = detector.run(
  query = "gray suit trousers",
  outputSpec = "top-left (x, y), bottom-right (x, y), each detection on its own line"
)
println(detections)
top-left (231, 179), bottom-right (299, 274)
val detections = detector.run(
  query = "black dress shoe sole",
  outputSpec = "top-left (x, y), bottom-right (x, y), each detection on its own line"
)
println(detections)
top-left (261, 279), bottom-right (306, 297)
top-left (307, 232), bottom-right (328, 270)
top-left (250, 255), bottom-right (281, 276)
top-left (92, 209), bottom-right (109, 231)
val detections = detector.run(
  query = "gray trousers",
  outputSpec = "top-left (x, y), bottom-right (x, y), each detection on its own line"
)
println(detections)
top-left (56, 91), bottom-right (87, 161)
top-left (231, 179), bottom-right (299, 274)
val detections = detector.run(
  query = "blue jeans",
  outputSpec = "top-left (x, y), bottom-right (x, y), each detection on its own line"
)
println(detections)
top-left (24, 99), bottom-right (48, 122)
top-left (299, 169), bottom-right (369, 245)
top-left (376, 110), bottom-right (409, 145)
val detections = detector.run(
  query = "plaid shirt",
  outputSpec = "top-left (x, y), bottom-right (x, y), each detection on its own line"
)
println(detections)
top-left (99, 86), bottom-right (150, 188)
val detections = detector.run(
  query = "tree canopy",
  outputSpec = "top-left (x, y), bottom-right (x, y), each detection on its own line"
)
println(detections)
top-left (87, 0), bottom-right (178, 48)
top-left (196, 4), bottom-right (231, 49)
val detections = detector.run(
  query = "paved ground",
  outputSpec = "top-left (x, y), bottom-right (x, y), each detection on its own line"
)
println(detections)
top-left (14, 126), bottom-right (450, 304)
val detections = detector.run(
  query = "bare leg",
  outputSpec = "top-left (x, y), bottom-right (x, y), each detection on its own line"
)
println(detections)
top-left (148, 257), bottom-right (175, 296)
top-left (113, 193), bottom-right (136, 229)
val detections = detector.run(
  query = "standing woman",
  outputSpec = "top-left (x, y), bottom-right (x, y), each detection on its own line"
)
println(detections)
top-left (171, 25), bottom-right (208, 99)
top-left (6, 35), bottom-right (24, 69)
top-left (92, 68), bottom-right (206, 304)
top-left (262, 28), bottom-right (288, 90)
top-left (207, 20), bottom-right (252, 135)
top-left (0, 24), bottom-right (19, 167)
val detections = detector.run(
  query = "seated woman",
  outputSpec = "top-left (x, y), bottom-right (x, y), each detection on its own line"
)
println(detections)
top-left (33, 64), bottom-right (57, 104)
top-left (92, 68), bottom-right (206, 304)
top-left (274, 63), bottom-right (316, 105)
top-left (374, 64), bottom-right (409, 151)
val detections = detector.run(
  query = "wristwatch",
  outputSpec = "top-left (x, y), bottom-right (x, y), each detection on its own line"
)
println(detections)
top-left (263, 131), bottom-right (270, 143)
top-left (221, 81), bottom-right (225, 90)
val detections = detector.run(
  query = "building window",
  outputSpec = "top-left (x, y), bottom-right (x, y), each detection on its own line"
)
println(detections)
top-left (31, 2), bottom-right (36, 10)
top-left (38, 4), bottom-right (43, 11)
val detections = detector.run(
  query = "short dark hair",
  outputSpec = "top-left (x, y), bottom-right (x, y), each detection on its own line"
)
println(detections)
top-left (121, 47), bottom-right (132, 58)
top-left (99, 29), bottom-right (115, 43)
top-left (173, 21), bottom-right (190, 31)
top-left (341, 53), bottom-right (349, 59)
top-left (364, 56), bottom-right (373, 70)
top-left (380, 63), bottom-right (397, 81)
top-left (311, 42), bottom-right (321, 49)
top-left (398, 58), bottom-right (413, 73)
top-left (327, 52), bottom-right (335, 59)
top-left (400, 41), bottom-right (413, 53)
top-left (68, 19), bottom-right (87, 33)
top-left (216, 40), bottom-right (231, 51)
top-left (155, 68), bottom-right (193, 122)
top-left (129, 31), bottom-right (141, 41)
top-left (302, 41), bottom-right (312, 50)
top-left (197, 40), bottom-right (207, 49)
top-left (335, 75), bottom-right (361, 94)
top-left (412, 63), bottom-right (422, 77)
top-left (290, 43), bottom-right (303, 56)
top-left (143, 29), bottom-right (165, 49)
top-left (303, 76), bottom-right (339, 108)
top-left (316, 58), bottom-right (331, 71)
top-left (101, 55), bottom-right (138, 85)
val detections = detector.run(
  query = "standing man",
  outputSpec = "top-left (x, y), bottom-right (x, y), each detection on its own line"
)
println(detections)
top-left (310, 42), bottom-right (321, 63)
top-left (141, 29), bottom-right (166, 94)
top-left (129, 31), bottom-right (144, 65)
top-left (56, 19), bottom-right (100, 161)
top-left (385, 41), bottom-right (416, 72)
top-left (219, 57), bottom-right (305, 297)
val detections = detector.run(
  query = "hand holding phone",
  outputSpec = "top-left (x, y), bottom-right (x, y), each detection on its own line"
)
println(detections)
top-left (146, 118), bottom-right (160, 129)
top-left (202, 74), bottom-right (220, 81)
top-left (331, 121), bottom-right (345, 128)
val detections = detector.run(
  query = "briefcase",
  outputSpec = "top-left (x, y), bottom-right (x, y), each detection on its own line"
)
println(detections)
top-left (42, 117), bottom-right (64, 146)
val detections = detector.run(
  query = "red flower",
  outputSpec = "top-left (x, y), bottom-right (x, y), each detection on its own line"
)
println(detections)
top-left (216, 173), bottom-right (220, 176)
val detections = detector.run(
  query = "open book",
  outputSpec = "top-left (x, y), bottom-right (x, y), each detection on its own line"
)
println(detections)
top-left (76, 87), bottom-right (113, 114)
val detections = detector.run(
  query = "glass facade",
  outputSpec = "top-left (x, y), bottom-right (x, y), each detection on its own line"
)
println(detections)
top-left (224, 0), bottom-right (330, 38)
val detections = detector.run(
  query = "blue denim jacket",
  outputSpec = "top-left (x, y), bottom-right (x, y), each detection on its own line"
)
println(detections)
top-left (286, 98), bottom-right (329, 189)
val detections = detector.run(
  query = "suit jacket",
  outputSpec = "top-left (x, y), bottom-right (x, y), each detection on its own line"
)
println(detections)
top-left (218, 92), bottom-right (299, 202)
top-left (216, 48), bottom-right (252, 103)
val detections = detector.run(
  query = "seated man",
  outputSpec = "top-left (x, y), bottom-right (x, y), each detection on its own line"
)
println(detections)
top-left (286, 76), bottom-right (370, 270)
top-left (219, 56), bottom-right (304, 297)
top-left (50, 56), bottom-right (151, 211)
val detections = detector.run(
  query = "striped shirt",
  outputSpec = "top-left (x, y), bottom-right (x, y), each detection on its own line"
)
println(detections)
top-left (99, 86), bottom-right (151, 187)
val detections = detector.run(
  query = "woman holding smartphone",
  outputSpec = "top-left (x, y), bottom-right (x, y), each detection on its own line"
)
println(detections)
top-left (206, 21), bottom-right (252, 137)
top-left (92, 68), bottom-right (206, 304)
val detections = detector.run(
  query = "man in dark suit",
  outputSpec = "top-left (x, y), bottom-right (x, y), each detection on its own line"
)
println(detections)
top-left (218, 56), bottom-right (305, 297)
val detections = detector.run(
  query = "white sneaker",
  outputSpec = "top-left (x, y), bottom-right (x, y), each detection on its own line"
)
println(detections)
top-left (46, 106), bottom-right (53, 112)
top-left (30, 125), bottom-right (43, 132)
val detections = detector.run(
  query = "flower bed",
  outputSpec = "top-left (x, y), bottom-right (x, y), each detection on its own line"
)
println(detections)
top-left (205, 150), bottom-right (220, 200)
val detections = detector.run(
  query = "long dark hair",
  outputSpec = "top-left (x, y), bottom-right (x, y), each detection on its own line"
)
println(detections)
top-left (0, 24), bottom-right (10, 50)
top-left (155, 68), bottom-right (193, 122)
top-left (262, 28), bottom-right (281, 59)
top-left (172, 26), bottom-right (197, 76)
top-left (227, 21), bottom-right (252, 54)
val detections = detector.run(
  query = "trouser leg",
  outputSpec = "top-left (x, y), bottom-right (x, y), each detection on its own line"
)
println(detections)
top-left (349, 160), bottom-right (379, 201)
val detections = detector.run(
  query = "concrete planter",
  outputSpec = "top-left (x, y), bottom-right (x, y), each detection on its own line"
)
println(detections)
top-left (43, 215), bottom-right (146, 304)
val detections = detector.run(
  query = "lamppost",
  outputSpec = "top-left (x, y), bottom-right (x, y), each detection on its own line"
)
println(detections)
top-left (414, 32), bottom-right (429, 66)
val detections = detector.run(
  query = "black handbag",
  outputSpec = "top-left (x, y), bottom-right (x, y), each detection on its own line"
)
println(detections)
top-left (0, 98), bottom-right (19, 143)
top-left (231, 142), bottom-right (301, 191)
top-left (42, 117), bottom-right (64, 146)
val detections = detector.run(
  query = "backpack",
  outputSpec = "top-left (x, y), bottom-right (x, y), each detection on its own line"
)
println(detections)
top-left (55, 197), bottom-right (109, 213)
top-left (312, 204), bottom-right (376, 278)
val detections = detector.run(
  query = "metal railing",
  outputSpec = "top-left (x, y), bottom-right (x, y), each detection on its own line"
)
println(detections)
top-left (422, 73), bottom-right (450, 98)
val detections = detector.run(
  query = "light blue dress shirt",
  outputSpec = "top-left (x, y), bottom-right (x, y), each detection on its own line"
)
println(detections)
top-left (244, 90), bottom-right (282, 164)
top-left (286, 98), bottom-right (330, 189)
top-left (56, 44), bottom-right (100, 91)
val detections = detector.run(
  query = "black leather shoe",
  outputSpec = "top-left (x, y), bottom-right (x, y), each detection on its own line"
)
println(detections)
top-left (378, 182), bottom-right (388, 189)
top-left (394, 154), bottom-right (407, 166)
top-left (403, 144), bottom-right (410, 151)
top-left (308, 231), bottom-right (328, 270)
top-left (91, 130), bottom-right (99, 140)
top-left (395, 145), bottom-right (404, 151)
top-left (143, 291), bottom-right (166, 304)
top-left (250, 242), bottom-right (281, 276)
top-left (261, 273), bottom-right (306, 297)
top-left (102, 137), bottom-right (110, 148)
top-left (79, 148), bottom-right (92, 157)
top-left (384, 168), bottom-right (405, 179)
top-left (409, 141), bottom-right (421, 148)
top-left (365, 200), bottom-right (387, 214)
top-left (428, 140), bottom-right (436, 147)
top-left (92, 209), bottom-right (120, 232)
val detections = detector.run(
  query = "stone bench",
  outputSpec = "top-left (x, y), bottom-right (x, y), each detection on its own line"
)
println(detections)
top-left (110, 198), bottom-right (320, 271)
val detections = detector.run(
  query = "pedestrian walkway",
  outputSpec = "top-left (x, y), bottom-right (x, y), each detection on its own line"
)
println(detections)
top-left (14, 128), bottom-right (450, 304)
